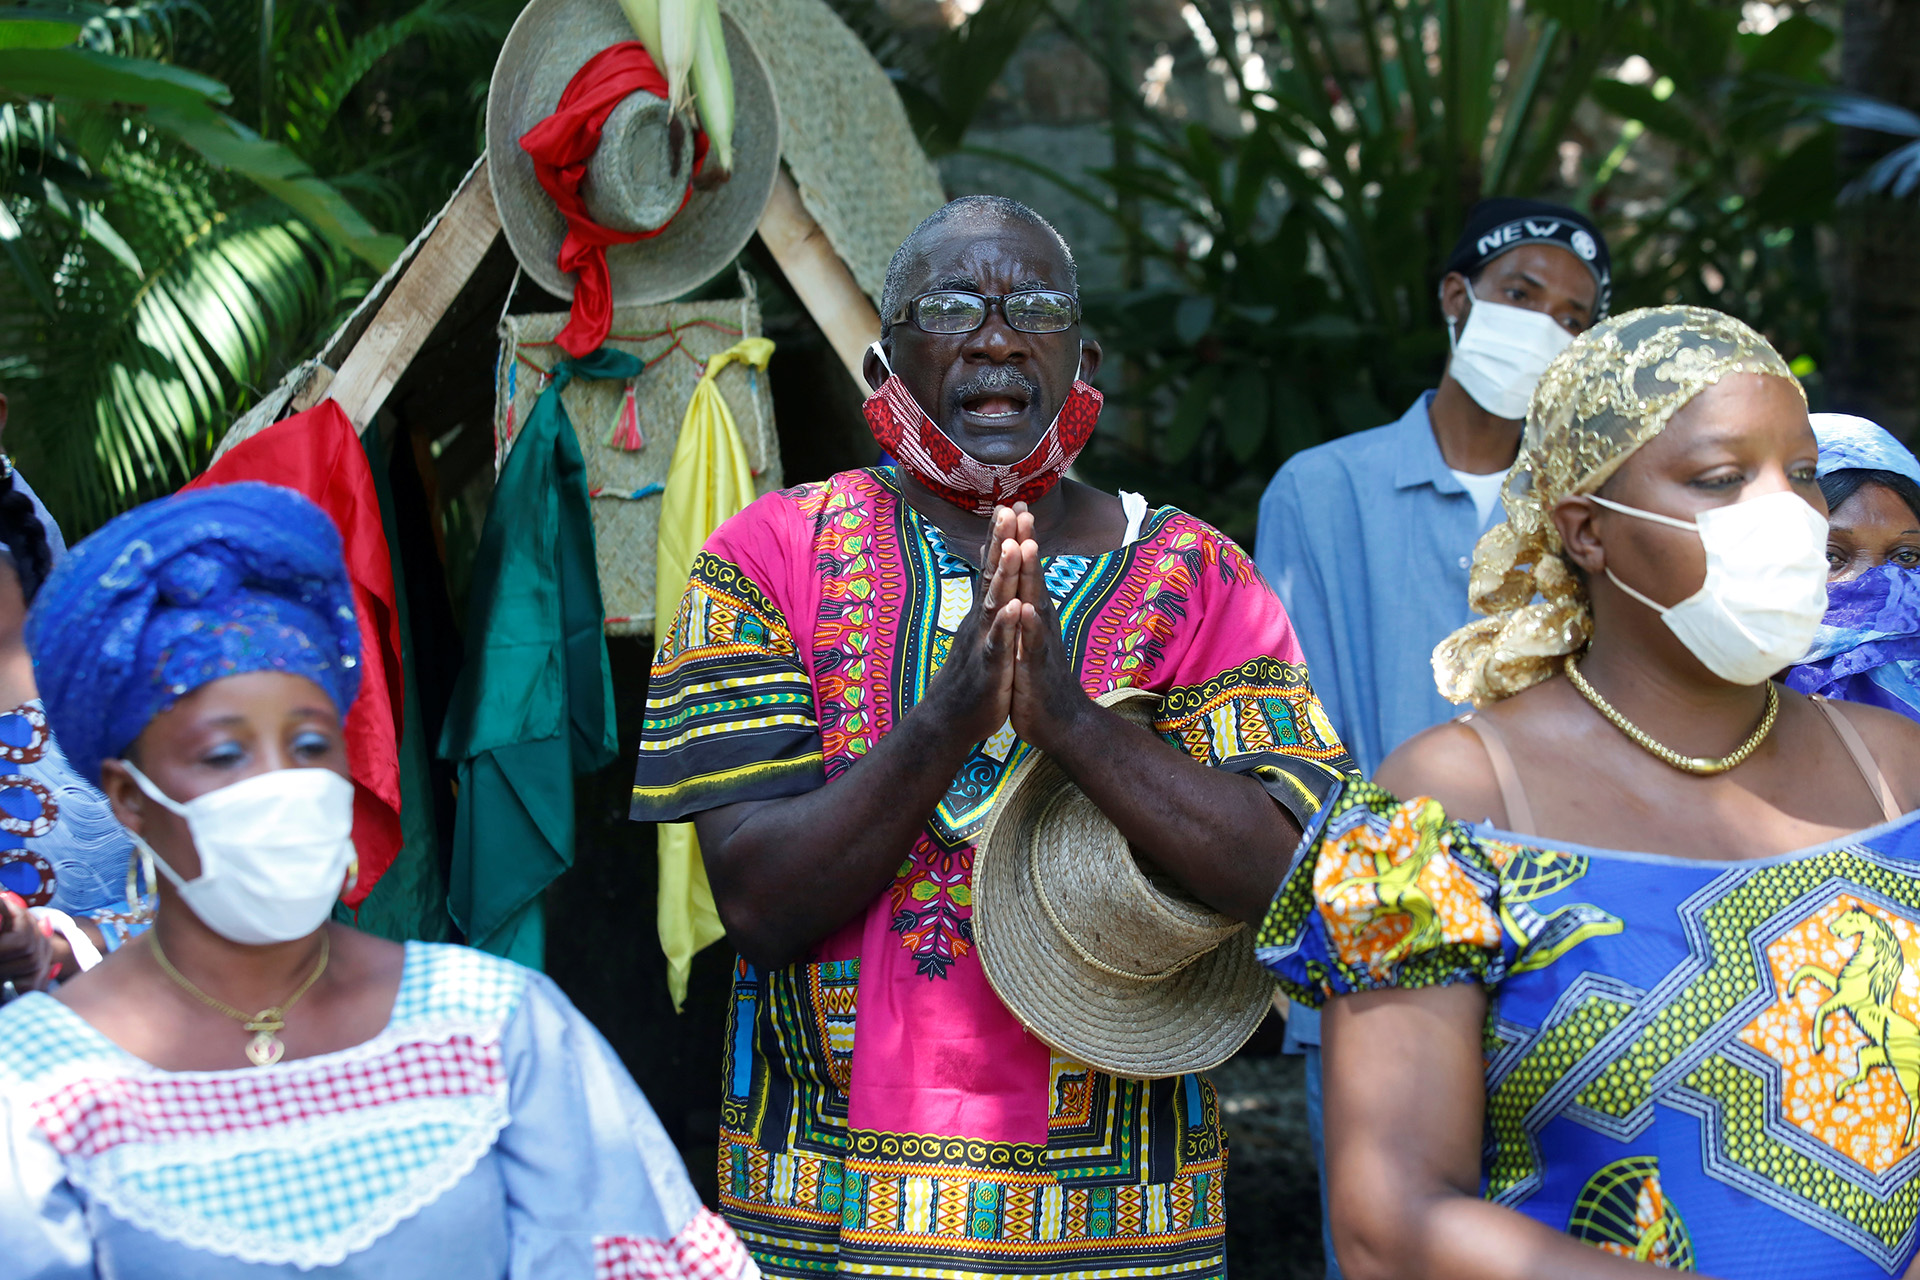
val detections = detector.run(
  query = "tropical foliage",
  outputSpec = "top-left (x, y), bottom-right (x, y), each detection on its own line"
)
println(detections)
top-left (0, 0), bottom-right (510, 531)
top-left (1067, 1), bottom-right (1854, 532)
top-left (839, 0), bottom-right (1912, 538)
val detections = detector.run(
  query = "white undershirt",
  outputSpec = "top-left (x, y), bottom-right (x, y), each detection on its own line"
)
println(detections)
top-left (1120, 490), bottom-right (1148, 545)
top-left (1450, 468), bottom-right (1509, 528)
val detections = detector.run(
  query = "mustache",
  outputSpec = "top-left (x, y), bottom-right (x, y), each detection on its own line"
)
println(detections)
top-left (948, 364), bottom-right (1039, 412)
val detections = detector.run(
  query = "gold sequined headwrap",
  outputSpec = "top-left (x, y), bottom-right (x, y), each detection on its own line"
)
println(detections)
top-left (1432, 305), bottom-right (1803, 707)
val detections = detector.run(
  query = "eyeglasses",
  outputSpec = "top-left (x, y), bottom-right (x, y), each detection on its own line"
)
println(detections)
top-left (894, 289), bottom-right (1081, 335)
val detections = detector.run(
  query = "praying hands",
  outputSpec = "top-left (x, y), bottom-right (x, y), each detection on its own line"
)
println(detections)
top-left (953, 502), bottom-right (1095, 756)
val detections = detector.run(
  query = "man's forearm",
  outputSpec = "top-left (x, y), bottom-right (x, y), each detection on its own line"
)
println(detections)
top-left (1047, 705), bottom-right (1300, 924)
top-left (696, 698), bottom-right (982, 969)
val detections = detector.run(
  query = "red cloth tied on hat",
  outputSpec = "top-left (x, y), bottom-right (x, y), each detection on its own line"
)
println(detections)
top-left (519, 42), bottom-right (708, 358)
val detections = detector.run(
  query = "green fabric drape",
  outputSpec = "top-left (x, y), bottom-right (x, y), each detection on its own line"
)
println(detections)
top-left (438, 348), bottom-right (625, 968)
top-left (335, 427), bottom-right (453, 942)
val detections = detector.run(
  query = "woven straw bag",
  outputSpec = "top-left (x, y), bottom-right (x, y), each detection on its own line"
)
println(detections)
top-left (493, 289), bottom-right (781, 636)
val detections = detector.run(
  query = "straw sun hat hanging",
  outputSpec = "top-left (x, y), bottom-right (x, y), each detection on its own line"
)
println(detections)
top-left (487, 0), bottom-right (781, 342)
top-left (973, 688), bottom-right (1276, 1079)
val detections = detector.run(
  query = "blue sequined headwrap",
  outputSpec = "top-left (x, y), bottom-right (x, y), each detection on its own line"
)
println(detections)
top-left (24, 482), bottom-right (361, 784)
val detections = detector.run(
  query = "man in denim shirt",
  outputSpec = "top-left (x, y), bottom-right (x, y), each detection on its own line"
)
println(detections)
top-left (1254, 198), bottom-right (1610, 1277)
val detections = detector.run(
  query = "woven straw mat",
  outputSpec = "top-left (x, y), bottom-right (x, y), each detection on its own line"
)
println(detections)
top-left (719, 0), bottom-right (945, 301)
top-left (494, 294), bottom-right (782, 636)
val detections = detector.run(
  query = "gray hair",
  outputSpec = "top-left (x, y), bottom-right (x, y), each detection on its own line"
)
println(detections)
top-left (879, 195), bottom-right (1078, 337)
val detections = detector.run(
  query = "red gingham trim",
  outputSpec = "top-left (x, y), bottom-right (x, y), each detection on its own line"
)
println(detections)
top-left (32, 1035), bottom-right (504, 1159)
top-left (595, 1208), bottom-right (750, 1280)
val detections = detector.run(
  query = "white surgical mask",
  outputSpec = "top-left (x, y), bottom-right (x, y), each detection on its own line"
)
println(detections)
top-left (123, 763), bottom-right (356, 945)
top-left (1592, 490), bottom-right (1829, 685)
top-left (1448, 296), bottom-right (1574, 420)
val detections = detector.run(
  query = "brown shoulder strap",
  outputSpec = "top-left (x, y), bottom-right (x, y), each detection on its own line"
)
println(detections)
top-left (1812, 696), bottom-right (1902, 823)
top-left (1456, 712), bottom-right (1536, 836)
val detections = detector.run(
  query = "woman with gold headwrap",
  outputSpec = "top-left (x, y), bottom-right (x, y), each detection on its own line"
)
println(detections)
top-left (1257, 306), bottom-right (1920, 1279)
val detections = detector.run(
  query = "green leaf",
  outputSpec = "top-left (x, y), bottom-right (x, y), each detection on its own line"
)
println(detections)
top-left (914, 0), bottom-right (1046, 155)
top-left (1268, 373), bottom-right (1318, 454)
top-left (1286, 313), bottom-right (1364, 341)
top-left (1590, 79), bottom-right (1709, 154)
top-left (1742, 14), bottom-right (1833, 81)
top-left (1221, 364), bottom-right (1268, 463)
top-left (1750, 129), bottom-right (1837, 224)
top-left (0, 18), bottom-right (82, 50)
top-left (147, 106), bottom-right (401, 267)
top-left (1174, 295), bottom-right (1214, 346)
top-left (0, 200), bottom-right (57, 315)
top-left (0, 47), bottom-right (231, 107)
top-left (1165, 364), bottom-right (1221, 464)
top-left (33, 178), bottom-right (143, 276)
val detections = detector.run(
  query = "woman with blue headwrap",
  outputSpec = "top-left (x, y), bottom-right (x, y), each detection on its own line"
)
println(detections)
top-left (0, 483), bottom-right (754, 1279)
top-left (1783, 413), bottom-right (1920, 722)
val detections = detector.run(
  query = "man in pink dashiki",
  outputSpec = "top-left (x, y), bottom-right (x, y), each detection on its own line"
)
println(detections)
top-left (630, 195), bottom-right (1355, 1279)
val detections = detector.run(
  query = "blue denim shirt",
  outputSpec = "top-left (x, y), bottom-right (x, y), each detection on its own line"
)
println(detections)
top-left (1256, 392), bottom-right (1503, 1048)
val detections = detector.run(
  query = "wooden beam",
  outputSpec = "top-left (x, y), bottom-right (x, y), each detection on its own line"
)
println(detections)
top-left (326, 158), bottom-right (503, 430)
top-left (756, 168), bottom-right (879, 392)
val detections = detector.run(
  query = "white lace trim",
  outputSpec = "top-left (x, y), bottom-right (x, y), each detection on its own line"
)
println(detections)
top-left (13, 942), bottom-right (533, 1266)
top-left (28, 1017), bottom-right (516, 1267)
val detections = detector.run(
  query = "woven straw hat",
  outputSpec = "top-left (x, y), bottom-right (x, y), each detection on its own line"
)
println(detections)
top-left (488, 0), bottom-right (781, 305)
top-left (974, 688), bottom-right (1275, 1079)
top-left (718, 0), bottom-right (945, 300)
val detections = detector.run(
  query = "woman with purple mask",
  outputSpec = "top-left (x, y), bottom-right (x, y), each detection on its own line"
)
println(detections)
top-left (1784, 413), bottom-right (1920, 722)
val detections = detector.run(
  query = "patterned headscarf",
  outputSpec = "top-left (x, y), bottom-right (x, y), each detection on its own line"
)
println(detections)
top-left (1812, 412), bottom-right (1920, 488)
top-left (25, 482), bottom-right (361, 784)
top-left (1432, 305), bottom-right (1802, 707)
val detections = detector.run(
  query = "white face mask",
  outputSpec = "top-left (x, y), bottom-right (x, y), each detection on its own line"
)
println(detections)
top-left (1592, 490), bottom-right (1830, 685)
top-left (1447, 296), bottom-right (1574, 420)
top-left (123, 763), bottom-right (356, 945)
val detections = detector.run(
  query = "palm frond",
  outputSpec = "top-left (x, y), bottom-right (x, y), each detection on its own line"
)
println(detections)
top-left (2, 136), bottom-right (336, 532)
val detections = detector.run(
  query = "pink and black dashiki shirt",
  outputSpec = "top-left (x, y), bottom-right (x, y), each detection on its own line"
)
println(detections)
top-left (631, 468), bottom-right (1356, 1278)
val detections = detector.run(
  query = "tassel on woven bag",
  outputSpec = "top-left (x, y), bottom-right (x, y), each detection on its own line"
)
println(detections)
top-left (606, 382), bottom-right (646, 451)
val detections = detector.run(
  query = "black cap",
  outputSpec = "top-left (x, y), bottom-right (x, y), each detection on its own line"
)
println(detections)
top-left (1444, 198), bottom-right (1611, 319)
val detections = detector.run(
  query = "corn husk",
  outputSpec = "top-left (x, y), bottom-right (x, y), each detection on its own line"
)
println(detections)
top-left (615, 0), bottom-right (661, 60)
top-left (656, 0), bottom-right (697, 116)
top-left (688, 0), bottom-right (734, 176)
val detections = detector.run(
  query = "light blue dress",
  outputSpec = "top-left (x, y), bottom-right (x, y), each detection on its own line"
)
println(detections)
top-left (0, 941), bottom-right (755, 1278)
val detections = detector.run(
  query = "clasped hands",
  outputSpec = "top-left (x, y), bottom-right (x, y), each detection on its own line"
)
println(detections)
top-left (929, 502), bottom-right (1093, 756)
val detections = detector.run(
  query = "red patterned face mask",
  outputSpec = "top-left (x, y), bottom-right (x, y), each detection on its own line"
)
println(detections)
top-left (862, 343), bottom-right (1102, 517)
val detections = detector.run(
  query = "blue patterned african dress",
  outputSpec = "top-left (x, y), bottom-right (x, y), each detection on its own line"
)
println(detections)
top-left (1260, 780), bottom-right (1920, 1277)
top-left (0, 699), bottom-right (149, 948)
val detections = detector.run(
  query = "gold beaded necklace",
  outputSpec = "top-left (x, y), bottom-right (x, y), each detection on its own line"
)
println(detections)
top-left (148, 931), bottom-right (330, 1067)
top-left (1563, 654), bottom-right (1778, 776)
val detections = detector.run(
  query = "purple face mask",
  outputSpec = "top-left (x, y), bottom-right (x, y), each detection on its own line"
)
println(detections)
top-left (1784, 563), bottom-right (1920, 723)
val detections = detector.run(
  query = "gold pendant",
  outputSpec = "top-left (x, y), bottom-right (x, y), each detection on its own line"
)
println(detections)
top-left (246, 1029), bottom-right (285, 1067)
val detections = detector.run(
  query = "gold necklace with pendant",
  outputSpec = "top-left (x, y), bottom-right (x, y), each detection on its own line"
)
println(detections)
top-left (149, 931), bottom-right (330, 1067)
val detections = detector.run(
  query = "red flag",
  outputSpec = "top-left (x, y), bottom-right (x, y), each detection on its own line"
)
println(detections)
top-left (184, 400), bottom-right (404, 907)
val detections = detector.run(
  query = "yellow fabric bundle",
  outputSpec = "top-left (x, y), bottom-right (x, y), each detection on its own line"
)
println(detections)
top-left (654, 335), bottom-right (775, 1009)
